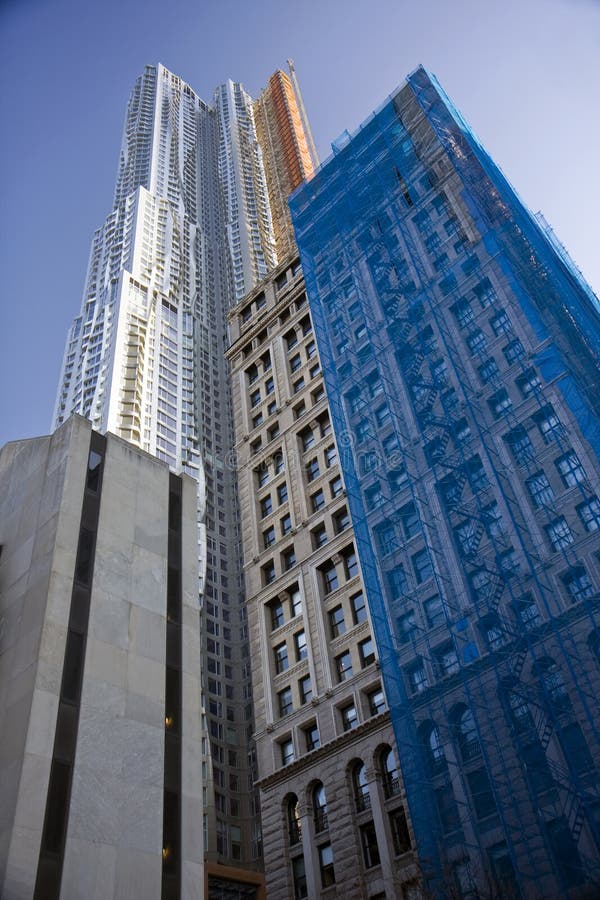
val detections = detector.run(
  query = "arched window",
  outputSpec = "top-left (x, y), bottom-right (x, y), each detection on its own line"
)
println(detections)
top-left (419, 721), bottom-right (447, 775)
top-left (313, 783), bottom-right (328, 833)
top-left (352, 761), bottom-right (370, 812)
top-left (285, 794), bottom-right (301, 846)
top-left (453, 705), bottom-right (481, 763)
top-left (535, 657), bottom-right (571, 713)
top-left (381, 746), bottom-right (400, 798)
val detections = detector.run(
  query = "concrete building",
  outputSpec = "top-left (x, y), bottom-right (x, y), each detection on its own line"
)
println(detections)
top-left (227, 256), bottom-right (419, 898)
top-left (0, 415), bottom-right (203, 900)
top-left (290, 65), bottom-right (600, 898)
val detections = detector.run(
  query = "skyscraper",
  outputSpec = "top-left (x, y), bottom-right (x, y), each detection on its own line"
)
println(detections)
top-left (52, 61), bottom-right (312, 891)
top-left (290, 65), bottom-right (600, 898)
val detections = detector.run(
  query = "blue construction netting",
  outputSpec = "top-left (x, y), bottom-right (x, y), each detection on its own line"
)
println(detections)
top-left (290, 65), bottom-right (600, 898)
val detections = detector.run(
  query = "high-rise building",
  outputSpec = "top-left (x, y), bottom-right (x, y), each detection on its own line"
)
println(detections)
top-left (51, 61), bottom-right (312, 893)
top-left (227, 253), bottom-right (418, 898)
top-left (253, 64), bottom-right (318, 260)
top-left (290, 66), bottom-right (600, 898)
top-left (0, 415), bottom-right (204, 900)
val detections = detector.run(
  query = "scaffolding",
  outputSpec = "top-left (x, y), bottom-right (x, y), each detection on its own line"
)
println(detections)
top-left (290, 66), bottom-right (600, 898)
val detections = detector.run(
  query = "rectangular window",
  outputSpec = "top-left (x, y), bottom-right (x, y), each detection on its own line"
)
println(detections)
top-left (321, 562), bottom-right (339, 594)
top-left (351, 591), bottom-right (367, 624)
top-left (333, 508), bottom-right (350, 534)
top-left (294, 630), bottom-right (307, 661)
top-left (534, 405), bottom-right (562, 443)
top-left (360, 822), bottom-right (381, 868)
top-left (325, 445), bottom-right (337, 467)
top-left (478, 357), bottom-right (499, 384)
top-left (490, 310), bottom-right (511, 336)
top-left (305, 723), bottom-right (320, 751)
top-left (299, 675), bottom-right (312, 704)
top-left (368, 687), bottom-right (386, 716)
top-left (336, 650), bottom-right (353, 682)
top-left (400, 502), bottom-right (419, 539)
top-left (577, 497), bottom-right (600, 532)
top-left (280, 738), bottom-right (294, 765)
top-left (556, 451), bottom-right (586, 487)
top-left (260, 496), bottom-right (272, 518)
top-left (278, 687), bottom-right (293, 717)
top-left (277, 483), bottom-right (288, 504)
top-left (329, 605), bottom-right (346, 638)
top-left (330, 476), bottom-right (343, 498)
top-left (467, 329), bottom-right (487, 356)
top-left (503, 339), bottom-right (525, 364)
top-left (358, 637), bottom-right (376, 667)
top-left (390, 808), bottom-right (411, 855)
top-left (546, 517), bottom-right (574, 551)
top-left (526, 471), bottom-right (554, 508)
top-left (516, 367), bottom-right (541, 398)
top-left (341, 703), bottom-right (358, 731)
top-left (306, 458), bottom-right (320, 482)
top-left (319, 844), bottom-right (336, 887)
top-left (388, 565), bottom-right (408, 599)
top-left (562, 566), bottom-right (595, 603)
top-left (262, 562), bottom-right (276, 585)
top-left (311, 489), bottom-right (325, 512)
top-left (424, 594), bottom-right (446, 628)
top-left (274, 642), bottom-right (289, 674)
top-left (467, 768), bottom-right (497, 820)
top-left (270, 600), bottom-right (284, 630)
top-left (263, 526), bottom-right (276, 549)
top-left (436, 641), bottom-right (460, 677)
top-left (406, 660), bottom-right (428, 694)
top-left (398, 610), bottom-right (417, 643)
top-left (250, 389), bottom-right (261, 408)
top-left (412, 548), bottom-right (433, 584)
top-left (343, 548), bottom-right (359, 579)
top-left (280, 514), bottom-right (292, 536)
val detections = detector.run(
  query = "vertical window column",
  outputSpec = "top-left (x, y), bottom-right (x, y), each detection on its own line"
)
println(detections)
top-left (34, 432), bottom-right (106, 900)
top-left (162, 474), bottom-right (182, 900)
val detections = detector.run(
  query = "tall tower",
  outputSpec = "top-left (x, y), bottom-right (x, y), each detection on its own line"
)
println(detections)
top-left (52, 61), bottom-right (314, 892)
top-left (253, 64), bottom-right (318, 259)
top-left (290, 65), bottom-right (600, 899)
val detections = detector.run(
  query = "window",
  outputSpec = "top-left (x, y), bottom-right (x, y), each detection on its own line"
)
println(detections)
top-left (281, 513), bottom-right (292, 536)
top-left (289, 353), bottom-right (301, 373)
top-left (256, 466), bottom-right (269, 488)
top-left (534, 405), bottom-right (562, 443)
top-left (278, 687), bottom-right (293, 717)
top-left (504, 424), bottom-right (534, 466)
top-left (454, 706), bottom-right (480, 762)
top-left (388, 565), bottom-right (409, 599)
top-left (313, 783), bottom-right (328, 831)
top-left (285, 329), bottom-right (298, 350)
top-left (270, 599), bottom-right (285, 630)
top-left (425, 594), bottom-right (446, 628)
top-left (503, 339), bottom-right (525, 364)
top-left (420, 722), bottom-right (447, 775)
top-left (333, 507), bottom-right (351, 534)
top-left (359, 637), bottom-right (376, 667)
top-left (263, 526), bottom-right (276, 549)
top-left (306, 458), bottom-right (320, 482)
top-left (277, 483), bottom-right (288, 504)
top-left (311, 524), bottom-right (328, 548)
top-left (467, 768), bottom-right (497, 820)
top-left (412, 548), bottom-right (433, 584)
top-left (562, 566), bottom-right (594, 603)
top-left (490, 310), bottom-right (511, 336)
top-left (280, 738), bottom-right (294, 765)
top-left (274, 642), bottom-right (289, 674)
top-left (321, 562), bottom-right (339, 594)
top-left (466, 455), bottom-right (488, 491)
top-left (451, 298), bottom-right (474, 328)
top-left (330, 476), bottom-right (343, 498)
top-left (329, 605), bottom-right (346, 638)
top-left (488, 388), bottom-right (512, 418)
top-left (260, 496), bottom-right (273, 518)
top-left (467, 329), bottom-right (486, 355)
top-left (406, 660), bottom-right (428, 694)
top-left (390, 809), bottom-right (411, 855)
top-left (556, 451), bottom-right (586, 487)
top-left (311, 489), bottom-right (325, 512)
top-left (526, 471), bottom-right (554, 508)
top-left (265, 376), bottom-right (275, 395)
top-left (435, 784), bottom-right (461, 834)
top-left (286, 796), bottom-right (301, 846)
top-left (375, 404), bottom-right (392, 426)
top-left (488, 842), bottom-right (519, 896)
top-left (299, 675), bottom-right (312, 704)
top-left (336, 650), bottom-right (353, 682)
top-left (473, 276), bottom-right (496, 307)
top-left (343, 547), bottom-right (359, 579)
top-left (274, 453), bottom-right (285, 474)
top-left (436, 642), bottom-right (459, 677)
top-left (353, 761), bottom-right (371, 812)
top-left (454, 520), bottom-right (480, 557)
top-left (400, 502), bottom-right (419, 539)
top-left (341, 703), bottom-right (358, 731)
top-left (477, 357), bottom-right (499, 386)
top-left (514, 593), bottom-right (542, 631)
top-left (250, 389), bottom-right (261, 408)
top-left (289, 585), bottom-right (302, 617)
top-left (351, 591), bottom-right (367, 624)
top-left (389, 467), bottom-right (408, 492)
top-left (268, 422), bottom-right (280, 441)
top-left (545, 817), bottom-right (584, 888)
top-left (262, 561), bottom-right (276, 585)
top-left (516, 367), bottom-right (541, 398)
top-left (300, 427), bottom-right (315, 451)
top-left (325, 445), bottom-right (337, 467)
top-left (294, 630), bottom-right (307, 661)
top-left (306, 339), bottom-right (317, 358)
top-left (305, 722), bottom-right (320, 751)
top-left (546, 517), bottom-right (574, 551)
top-left (577, 496), bottom-right (600, 532)
top-left (536, 658), bottom-right (571, 710)
top-left (481, 613), bottom-right (506, 650)
top-left (397, 602), bottom-right (418, 640)
top-left (282, 546), bottom-right (296, 571)
top-left (318, 843), bottom-right (335, 887)
top-left (382, 747), bottom-right (400, 798)
top-left (252, 412), bottom-right (263, 428)
top-left (360, 822), bottom-right (380, 868)
top-left (367, 687), bottom-right (386, 716)
top-left (365, 481), bottom-right (384, 510)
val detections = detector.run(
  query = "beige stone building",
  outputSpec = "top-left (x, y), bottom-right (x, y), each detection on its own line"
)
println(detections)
top-left (227, 257), bottom-right (419, 898)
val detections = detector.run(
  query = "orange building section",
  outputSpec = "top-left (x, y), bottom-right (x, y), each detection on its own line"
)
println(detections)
top-left (254, 67), bottom-right (316, 258)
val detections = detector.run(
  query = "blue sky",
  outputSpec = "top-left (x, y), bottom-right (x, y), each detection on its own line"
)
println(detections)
top-left (1, 0), bottom-right (599, 447)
